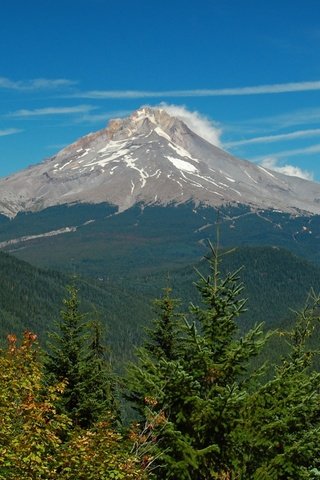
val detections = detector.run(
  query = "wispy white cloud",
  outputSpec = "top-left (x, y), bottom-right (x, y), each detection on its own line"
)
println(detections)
top-left (0, 77), bottom-right (76, 91)
top-left (9, 105), bottom-right (96, 117)
top-left (72, 80), bottom-right (320, 99)
top-left (0, 128), bottom-right (23, 137)
top-left (161, 103), bottom-right (222, 147)
top-left (226, 128), bottom-right (320, 147)
top-left (254, 144), bottom-right (320, 180)
top-left (260, 157), bottom-right (314, 181)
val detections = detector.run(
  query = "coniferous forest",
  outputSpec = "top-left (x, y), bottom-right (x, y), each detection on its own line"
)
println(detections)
top-left (2, 0), bottom-right (320, 478)
top-left (1, 244), bottom-right (320, 479)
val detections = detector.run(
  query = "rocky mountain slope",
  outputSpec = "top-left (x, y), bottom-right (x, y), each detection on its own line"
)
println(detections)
top-left (1, 107), bottom-right (320, 217)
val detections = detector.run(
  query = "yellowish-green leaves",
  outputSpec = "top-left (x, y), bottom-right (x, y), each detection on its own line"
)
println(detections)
top-left (0, 332), bottom-right (147, 480)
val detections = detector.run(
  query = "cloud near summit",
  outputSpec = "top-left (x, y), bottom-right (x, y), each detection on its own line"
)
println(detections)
top-left (160, 104), bottom-right (222, 148)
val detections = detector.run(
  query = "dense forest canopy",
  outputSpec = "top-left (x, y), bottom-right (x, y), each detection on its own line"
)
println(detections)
top-left (1, 246), bottom-right (320, 478)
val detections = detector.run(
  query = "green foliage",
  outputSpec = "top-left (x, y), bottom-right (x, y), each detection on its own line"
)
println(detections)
top-left (0, 332), bottom-right (70, 479)
top-left (2, 237), bottom-right (320, 478)
top-left (127, 244), bottom-right (320, 479)
top-left (145, 288), bottom-right (183, 362)
top-left (57, 420), bottom-right (147, 480)
top-left (2, 229), bottom-right (320, 370)
top-left (127, 244), bottom-right (267, 478)
top-left (4, 202), bottom-right (320, 279)
top-left (46, 285), bottom-right (117, 428)
top-left (0, 332), bottom-right (146, 480)
top-left (231, 292), bottom-right (320, 479)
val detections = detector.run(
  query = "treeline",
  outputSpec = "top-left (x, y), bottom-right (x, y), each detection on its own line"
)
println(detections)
top-left (1, 245), bottom-right (320, 478)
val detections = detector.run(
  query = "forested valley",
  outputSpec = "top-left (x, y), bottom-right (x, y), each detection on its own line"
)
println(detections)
top-left (1, 244), bottom-right (320, 479)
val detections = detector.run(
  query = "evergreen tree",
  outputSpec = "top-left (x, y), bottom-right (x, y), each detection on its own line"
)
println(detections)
top-left (127, 243), bottom-right (269, 479)
top-left (232, 291), bottom-right (320, 479)
top-left (46, 285), bottom-right (116, 428)
top-left (126, 285), bottom-right (183, 444)
top-left (82, 319), bottom-right (120, 423)
top-left (145, 287), bottom-right (182, 362)
top-left (128, 244), bottom-right (320, 479)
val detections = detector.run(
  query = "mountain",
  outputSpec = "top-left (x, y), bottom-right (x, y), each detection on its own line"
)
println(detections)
top-left (1, 106), bottom-right (320, 217)
top-left (1, 106), bottom-right (320, 291)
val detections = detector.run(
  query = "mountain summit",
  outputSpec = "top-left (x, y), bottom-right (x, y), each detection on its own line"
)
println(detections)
top-left (1, 106), bottom-right (320, 217)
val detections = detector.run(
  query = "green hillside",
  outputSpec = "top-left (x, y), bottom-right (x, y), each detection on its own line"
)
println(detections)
top-left (1, 243), bottom-right (320, 367)
top-left (130, 245), bottom-right (320, 330)
top-left (0, 251), bottom-right (153, 364)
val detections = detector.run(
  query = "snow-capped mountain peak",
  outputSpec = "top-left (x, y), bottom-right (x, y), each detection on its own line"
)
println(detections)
top-left (1, 106), bottom-right (320, 217)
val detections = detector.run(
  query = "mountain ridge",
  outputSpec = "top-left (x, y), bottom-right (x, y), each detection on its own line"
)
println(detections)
top-left (1, 106), bottom-right (320, 217)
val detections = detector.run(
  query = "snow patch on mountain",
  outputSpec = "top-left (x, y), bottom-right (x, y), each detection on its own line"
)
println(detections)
top-left (1, 105), bottom-right (320, 217)
top-left (155, 127), bottom-right (171, 141)
top-left (165, 156), bottom-right (198, 173)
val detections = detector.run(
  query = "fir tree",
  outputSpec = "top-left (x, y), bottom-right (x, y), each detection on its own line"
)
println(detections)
top-left (128, 244), bottom-right (320, 479)
top-left (145, 287), bottom-right (182, 361)
top-left (126, 287), bottom-right (183, 418)
top-left (127, 243), bottom-right (269, 479)
top-left (233, 291), bottom-right (320, 479)
top-left (46, 285), bottom-right (116, 428)
top-left (82, 319), bottom-right (120, 423)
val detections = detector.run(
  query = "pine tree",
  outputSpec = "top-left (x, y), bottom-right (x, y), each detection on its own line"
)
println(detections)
top-left (46, 285), bottom-right (116, 428)
top-left (127, 244), bottom-right (320, 479)
top-left (127, 243), bottom-right (268, 479)
top-left (232, 291), bottom-right (320, 479)
top-left (126, 287), bottom-right (182, 419)
top-left (145, 287), bottom-right (183, 361)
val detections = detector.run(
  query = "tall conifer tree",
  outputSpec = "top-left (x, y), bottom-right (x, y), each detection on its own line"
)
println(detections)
top-left (46, 285), bottom-right (116, 428)
top-left (128, 244), bottom-right (320, 479)
top-left (127, 244), bottom-right (269, 479)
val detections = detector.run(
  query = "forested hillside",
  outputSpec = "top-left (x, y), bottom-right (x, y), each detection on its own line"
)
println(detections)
top-left (0, 251), bottom-right (153, 363)
top-left (1, 244), bottom-right (320, 366)
top-left (128, 245), bottom-right (320, 329)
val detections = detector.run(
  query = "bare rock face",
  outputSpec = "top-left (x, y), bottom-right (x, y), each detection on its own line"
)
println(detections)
top-left (1, 106), bottom-right (320, 217)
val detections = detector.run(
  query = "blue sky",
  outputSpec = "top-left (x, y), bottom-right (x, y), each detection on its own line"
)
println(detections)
top-left (1, 0), bottom-right (320, 181)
